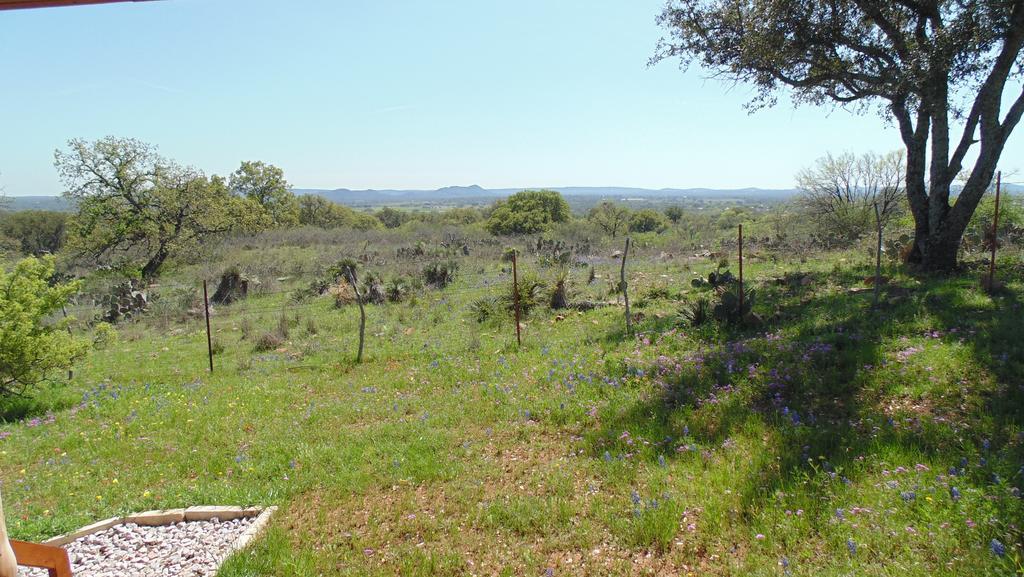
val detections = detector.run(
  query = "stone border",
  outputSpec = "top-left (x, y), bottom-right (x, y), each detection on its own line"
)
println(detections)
top-left (42, 506), bottom-right (277, 550)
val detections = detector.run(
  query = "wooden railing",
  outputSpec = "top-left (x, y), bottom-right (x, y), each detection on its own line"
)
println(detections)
top-left (11, 540), bottom-right (73, 577)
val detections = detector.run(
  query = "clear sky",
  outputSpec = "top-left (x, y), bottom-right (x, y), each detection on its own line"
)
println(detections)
top-left (1, 0), bottom-right (1020, 196)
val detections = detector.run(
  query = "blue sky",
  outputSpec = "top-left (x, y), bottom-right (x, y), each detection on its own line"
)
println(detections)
top-left (1, 0), bottom-right (1019, 196)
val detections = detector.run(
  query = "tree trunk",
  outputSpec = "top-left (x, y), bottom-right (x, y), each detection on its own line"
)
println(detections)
top-left (141, 247), bottom-right (169, 280)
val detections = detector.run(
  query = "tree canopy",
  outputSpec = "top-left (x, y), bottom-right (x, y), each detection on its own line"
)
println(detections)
top-left (56, 137), bottom-right (266, 279)
top-left (0, 256), bottom-right (88, 398)
top-left (588, 201), bottom-right (632, 238)
top-left (654, 0), bottom-right (1024, 270)
top-left (297, 194), bottom-right (381, 230)
top-left (229, 161), bottom-right (299, 227)
top-left (485, 190), bottom-right (571, 235)
top-left (796, 150), bottom-right (905, 244)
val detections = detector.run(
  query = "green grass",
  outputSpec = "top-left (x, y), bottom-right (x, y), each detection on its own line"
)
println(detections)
top-left (2, 249), bottom-right (1023, 576)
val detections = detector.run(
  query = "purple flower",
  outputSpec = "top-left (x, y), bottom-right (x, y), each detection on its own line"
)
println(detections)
top-left (990, 539), bottom-right (1006, 557)
top-left (950, 487), bottom-right (961, 501)
top-left (901, 491), bottom-right (916, 502)
top-left (846, 539), bottom-right (857, 555)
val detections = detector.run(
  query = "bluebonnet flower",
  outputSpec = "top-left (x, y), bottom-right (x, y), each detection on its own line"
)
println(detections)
top-left (846, 539), bottom-right (857, 555)
top-left (835, 508), bottom-right (845, 520)
top-left (658, 455), bottom-right (667, 467)
top-left (950, 486), bottom-right (961, 501)
top-left (901, 491), bottom-right (916, 502)
top-left (990, 539), bottom-right (1006, 557)
top-left (683, 425), bottom-right (690, 437)
top-left (603, 451), bottom-right (612, 462)
top-left (631, 491), bottom-right (642, 505)
top-left (982, 438), bottom-right (991, 451)
top-left (960, 457), bottom-right (969, 468)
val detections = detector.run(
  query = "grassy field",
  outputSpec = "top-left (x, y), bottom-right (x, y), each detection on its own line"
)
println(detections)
top-left (1, 244), bottom-right (1022, 576)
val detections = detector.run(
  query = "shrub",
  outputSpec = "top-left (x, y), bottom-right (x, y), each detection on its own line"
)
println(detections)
top-left (386, 275), bottom-right (418, 303)
top-left (254, 331), bottom-right (284, 352)
top-left (679, 297), bottom-right (711, 327)
top-left (92, 322), bottom-right (118, 350)
top-left (504, 274), bottom-right (546, 316)
top-left (629, 209), bottom-right (669, 233)
top-left (485, 190), bottom-right (571, 235)
top-left (712, 285), bottom-right (756, 325)
top-left (423, 259), bottom-right (459, 288)
top-left (549, 271), bottom-right (571, 309)
top-left (470, 297), bottom-right (503, 323)
top-left (0, 256), bottom-right (89, 398)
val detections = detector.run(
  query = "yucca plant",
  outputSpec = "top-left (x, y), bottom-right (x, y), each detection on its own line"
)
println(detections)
top-left (679, 297), bottom-right (711, 327)
top-left (712, 285), bottom-right (755, 325)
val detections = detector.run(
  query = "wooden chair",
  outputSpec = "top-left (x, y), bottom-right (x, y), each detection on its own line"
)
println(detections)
top-left (10, 540), bottom-right (73, 577)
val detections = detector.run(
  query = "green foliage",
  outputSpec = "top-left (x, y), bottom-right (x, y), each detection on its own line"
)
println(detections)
top-left (422, 259), bottom-right (459, 288)
top-left (469, 296), bottom-right (503, 323)
top-left (679, 296), bottom-right (711, 326)
top-left (504, 273), bottom-right (545, 317)
top-left (0, 210), bottom-right (68, 255)
top-left (485, 190), bottom-right (571, 235)
top-left (56, 137), bottom-right (266, 279)
top-left (229, 161), bottom-right (299, 228)
top-left (91, 322), bottom-right (118, 350)
top-left (297, 195), bottom-right (381, 230)
top-left (664, 205), bottom-right (684, 223)
top-left (253, 331), bottom-right (283, 352)
top-left (712, 284), bottom-right (755, 325)
top-left (588, 202), bottom-right (631, 238)
top-left (385, 275), bottom-right (420, 303)
top-left (629, 209), bottom-right (669, 233)
top-left (375, 207), bottom-right (410, 229)
top-left (0, 256), bottom-right (88, 397)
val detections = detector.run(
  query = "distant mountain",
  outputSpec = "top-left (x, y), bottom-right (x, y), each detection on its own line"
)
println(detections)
top-left (3, 196), bottom-right (74, 212)
top-left (293, 185), bottom-right (802, 207)
top-left (5, 183), bottom-right (1021, 212)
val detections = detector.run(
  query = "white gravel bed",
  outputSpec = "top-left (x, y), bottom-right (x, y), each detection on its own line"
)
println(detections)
top-left (21, 517), bottom-right (253, 577)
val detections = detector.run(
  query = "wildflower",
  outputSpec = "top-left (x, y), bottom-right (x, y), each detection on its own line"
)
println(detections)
top-left (846, 539), bottom-right (857, 555)
top-left (990, 539), bottom-right (1006, 557)
top-left (631, 491), bottom-right (642, 505)
top-left (658, 455), bottom-right (666, 467)
top-left (950, 487), bottom-right (961, 501)
top-left (901, 491), bottom-right (916, 502)
top-left (756, 533), bottom-right (765, 540)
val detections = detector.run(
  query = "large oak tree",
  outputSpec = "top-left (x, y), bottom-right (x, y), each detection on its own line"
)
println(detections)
top-left (56, 137), bottom-right (265, 279)
top-left (654, 0), bottom-right (1024, 270)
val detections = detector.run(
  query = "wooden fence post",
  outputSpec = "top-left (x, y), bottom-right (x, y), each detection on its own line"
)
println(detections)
top-left (873, 202), bottom-right (883, 309)
top-left (202, 280), bottom-right (214, 373)
top-left (988, 171), bottom-right (1002, 291)
top-left (738, 225), bottom-right (744, 315)
top-left (620, 237), bottom-right (631, 336)
top-left (345, 271), bottom-right (366, 362)
top-left (512, 249), bottom-right (522, 347)
top-left (61, 304), bottom-right (73, 380)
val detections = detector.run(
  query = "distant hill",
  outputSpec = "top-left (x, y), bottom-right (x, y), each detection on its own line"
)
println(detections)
top-left (3, 195), bottom-right (74, 212)
top-left (292, 185), bottom-right (801, 207)
top-left (5, 183), bottom-right (1021, 212)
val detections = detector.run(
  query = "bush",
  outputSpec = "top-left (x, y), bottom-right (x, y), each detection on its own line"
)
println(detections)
top-left (470, 296), bottom-right (503, 323)
top-left (629, 209), bottom-right (669, 233)
top-left (92, 322), bottom-right (119, 350)
top-left (0, 256), bottom-right (89, 398)
top-left (254, 331), bottom-right (284, 352)
top-left (485, 190), bottom-right (571, 235)
top-left (713, 285), bottom-right (756, 325)
top-left (679, 297), bottom-right (711, 327)
top-left (423, 259), bottom-right (459, 288)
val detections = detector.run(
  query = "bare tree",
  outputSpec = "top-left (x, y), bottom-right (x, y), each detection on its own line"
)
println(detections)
top-left (797, 151), bottom-right (905, 245)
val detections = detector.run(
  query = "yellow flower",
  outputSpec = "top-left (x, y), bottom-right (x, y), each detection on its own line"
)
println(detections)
top-left (111, 478), bottom-right (119, 484)
top-left (143, 490), bottom-right (151, 498)
top-left (95, 495), bottom-right (102, 501)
